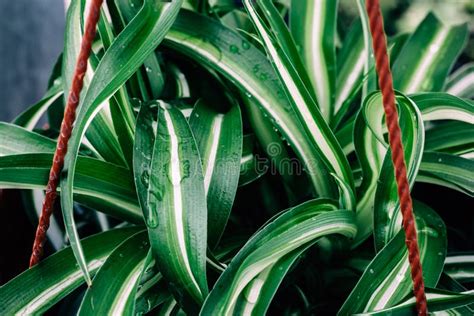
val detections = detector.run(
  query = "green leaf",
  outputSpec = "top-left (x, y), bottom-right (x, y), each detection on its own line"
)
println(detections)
top-left (445, 62), bottom-right (474, 99)
top-left (96, 1), bottom-right (137, 168)
top-left (417, 152), bottom-right (474, 197)
top-left (354, 0), bottom-right (377, 100)
top-left (339, 201), bottom-right (447, 314)
top-left (353, 92), bottom-right (423, 246)
top-left (164, 10), bottom-right (344, 197)
top-left (334, 19), bottom-right (365, 116)
top-left (355, 288), bottom-right (474, 315)
top-left (373, 93), bottom-right (425, 249)
top-left (0, 123), bottom-right (141, 220)
top-left (243, 0), bottom-right (353, 197)
top-left (114, 0), bottom-right (166, 100)
top-left (63, 0), bottom-right (125, 167)
top-left (332, 173), bottom-right (356, 212)
top-left (0, 153), bottom-right (141, 222)
top-left (201, 199), bottom-right (357, 315)
top-left (60, 0), bottom-right (182, 285)
top-left (79, 231), bottom-right (149, 315)
top-left (424, 121), bottom-right (474, 157)
top-left (392, 13), bottom-right (468, 93)
top-left (189, 99), bottom-right (242, 246)
top-left (133, 101), bottom-right (208, 310)
top-left (135, 262), bottom-right (171, 315)
top-left (255, 0), bottom-right (315, 102)
top-left (410, 92), bottom-right (474, 125)
top-left (0, 227), bottom-right (143, 315)
top-left (290, 0), bottom-right (337, 121)
top-left (445, 253), bottom-right (474, 284)
top-left (0, 123), bottom-right (56, 156)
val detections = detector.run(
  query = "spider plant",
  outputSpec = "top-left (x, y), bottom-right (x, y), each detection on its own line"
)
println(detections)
top-left (1, 0), bottom-right (473, 314)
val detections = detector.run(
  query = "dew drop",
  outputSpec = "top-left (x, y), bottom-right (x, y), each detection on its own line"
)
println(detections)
top-left (229, 44), bottom-right (239, 54)
top-left (141, 170), bottom-right (150, 186)
top-left (422, 226), bottom-right (439, 238)
top-left (151, 188), bottom-right (164, 202)
top-left (146, 211), bottom-right (159, 228)
top-left (181, 160), bottom-right (191, 182)
top-left (130, 97), bottom-right (142, 111)
top-left (242, 40), bottom-right (250, 50)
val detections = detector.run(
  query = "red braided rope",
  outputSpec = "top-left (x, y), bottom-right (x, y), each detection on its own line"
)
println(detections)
top-left (29, 0), bottom-right (104, 267)
top-left (365, 0), bottom-right (427, 314)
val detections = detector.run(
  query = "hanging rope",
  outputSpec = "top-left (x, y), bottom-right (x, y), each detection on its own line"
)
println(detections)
top-left (29, 0), bottom-right (104, 267)
top-left (364, 0), bottom-right (427, 314)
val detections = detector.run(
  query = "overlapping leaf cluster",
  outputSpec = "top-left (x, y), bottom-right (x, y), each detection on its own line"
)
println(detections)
top-left (1, 0), bottom-right (473, 314)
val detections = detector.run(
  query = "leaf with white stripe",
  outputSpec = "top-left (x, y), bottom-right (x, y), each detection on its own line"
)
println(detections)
top-left (79, 231), bottom-right (149, 315)
top-left (355, 288), bottom-right (474, 316)
top-left (243, 0), bottom-right (353, 197)
top-left (0, 227), bottom-right (143, 315)
top-left (373, 93), bottom-right (425, 250)
top-left (417, 152), bottom-right (474, 197)
top-left (63, 0), bottom-right (125, 167)
top-left (339, 201), bottom-right (446, 314)
top-left (392, 13), bottom-right (468, 93)
top-left (0, 123), bottom-right (56, 156)
top-left (353, 92), bottom-right (424, 247)
top-left (334, 19), bottom-right (365, 118)
top-left (354, 0), bottom-right (377, 102)
top-left (333, 19), bottom-right (407, 129)
top-left (290, 0), bottom-right (337, 121)
top-left (445, 63), bottom-right (474, 99)
top-left (133, 101), bottom-right (208, 311)
top-left (255, 0), bottom-right (315, 102)
top-left (201, 199), bottom-right (357, 315)
top-left (410, 92), bottom-right (474, 125)
top-left (164, 10), bottom-right (340, 197)
top-left (425, 121), bottom-right (474, 157)
top-left (189, 99), bottom-right (242, 246)
top-left (0, 153), bottom-right (141, 223)
top-left (60, 0), bottom-right (182, 285)
top-left (445, 253), bottom-right (474, 284)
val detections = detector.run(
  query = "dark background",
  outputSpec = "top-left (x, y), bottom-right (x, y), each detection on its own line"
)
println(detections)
top-left (0, 0), bottom-right (65, 122)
